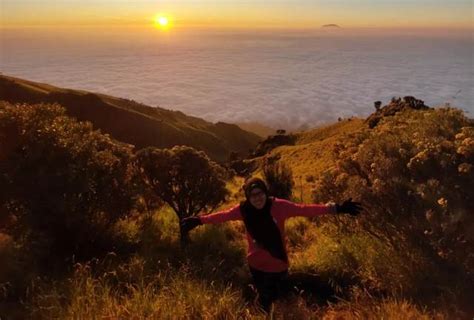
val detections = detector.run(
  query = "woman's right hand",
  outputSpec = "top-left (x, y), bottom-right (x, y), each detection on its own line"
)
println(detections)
top-left (180, 216), bottom-right (202, 233)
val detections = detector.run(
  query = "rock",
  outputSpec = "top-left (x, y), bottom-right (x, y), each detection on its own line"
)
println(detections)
top-left (366, 96), bottom-right (431, 128)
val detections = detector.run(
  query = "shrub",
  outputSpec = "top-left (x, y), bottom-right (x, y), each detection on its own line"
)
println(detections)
top-left (0, 102), bottom-right (140, 262)
top-left (313, 108), bottom-right (474, 299)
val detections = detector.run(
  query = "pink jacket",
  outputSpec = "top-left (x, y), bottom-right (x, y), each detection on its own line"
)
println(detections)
top-left (199, 197), bottom-right (336, 273)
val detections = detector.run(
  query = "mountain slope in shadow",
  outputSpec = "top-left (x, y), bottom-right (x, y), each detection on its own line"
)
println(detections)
top-left (0, 74), bottom-right (261, 162)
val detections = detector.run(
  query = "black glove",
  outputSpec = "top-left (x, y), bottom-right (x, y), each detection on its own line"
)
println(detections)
top-left (180, 216), bottom-right (202, 233)
top-left (335, 198), bottom-right (363, 216)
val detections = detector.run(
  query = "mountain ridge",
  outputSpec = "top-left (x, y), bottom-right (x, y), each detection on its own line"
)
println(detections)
top-left (0, 74), bottom-right (262, 162)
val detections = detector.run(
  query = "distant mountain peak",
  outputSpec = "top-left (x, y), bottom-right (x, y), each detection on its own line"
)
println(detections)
top-left (322, 24), bottom-right (341, 28)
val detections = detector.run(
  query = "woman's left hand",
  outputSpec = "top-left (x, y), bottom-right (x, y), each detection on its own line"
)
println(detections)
top-left (335, 198), bottom-right (363, 216)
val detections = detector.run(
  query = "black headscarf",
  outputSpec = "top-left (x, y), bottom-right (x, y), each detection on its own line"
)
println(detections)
top-left (240, 178), bottom-right (288, 262)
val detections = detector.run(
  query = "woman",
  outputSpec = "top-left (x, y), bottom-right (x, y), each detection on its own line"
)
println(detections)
top-left (181, 177), bottom-right (362, 311)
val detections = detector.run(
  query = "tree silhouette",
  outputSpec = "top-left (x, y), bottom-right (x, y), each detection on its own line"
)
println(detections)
top-left (136, 146), bottom-right (229, 243)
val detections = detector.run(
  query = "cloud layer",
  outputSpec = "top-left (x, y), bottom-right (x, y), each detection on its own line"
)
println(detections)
top-left (1, 29), bottom-right (472, 130)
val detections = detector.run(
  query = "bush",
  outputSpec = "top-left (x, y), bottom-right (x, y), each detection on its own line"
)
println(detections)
top-left (312, 108), bottom-right (474, 300)
top-left (0, 102), bottom-right (141, 263)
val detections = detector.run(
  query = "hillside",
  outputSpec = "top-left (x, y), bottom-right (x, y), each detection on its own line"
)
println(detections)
top-left (234, 118), bottom-right (364, 200)
top-left (246, 96), bottom-right (438, 202)
top-left (235, 122), bottom-right (276, 138)
top-left (273, 119), bottom-right (364, 200)
top-left (1, 92), bottom-right (472, 318)
top-left (0, 74), bottom-right (262, 162)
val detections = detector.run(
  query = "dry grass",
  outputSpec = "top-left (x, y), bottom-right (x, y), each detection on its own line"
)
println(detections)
top-left (28, 258), bottom-right (255, 320)
top-left (1, 159), bottom-right (465, 320)
top-left (1, 204), bottom-right (453, 319)
top-left (25, 257), bottom-right (441, 320)
top-left (322, 296), bottom-right (443, 320)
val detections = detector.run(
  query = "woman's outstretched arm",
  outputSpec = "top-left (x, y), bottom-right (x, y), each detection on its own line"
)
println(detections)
top-left (277, 197), bottom-right (362, 219)
top-left (180, 204), bottom-right (242, 233)
top-left (277, 198), bottom-right (337, 218)
top-left (198, 204), bottom-right (242, 224)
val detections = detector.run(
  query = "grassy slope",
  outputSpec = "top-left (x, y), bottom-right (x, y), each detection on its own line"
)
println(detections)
top-left (1, 111), bottom-right (458, 318)
top-left (2, 78), bottom-right (462, 318)
top-left (253, 118), bottom-right (365, 202)
top-left (0, 74), bottom-right (262, 162)
top-left (14, 205), bottom-right (442, 319)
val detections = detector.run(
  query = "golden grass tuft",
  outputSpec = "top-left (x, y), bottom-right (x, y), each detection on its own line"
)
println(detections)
top-left (28, 258), bottom-right (255, 320)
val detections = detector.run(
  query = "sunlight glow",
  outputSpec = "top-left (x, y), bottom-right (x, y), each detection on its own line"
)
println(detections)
top-left (154, 15), bottom-right (171, 29)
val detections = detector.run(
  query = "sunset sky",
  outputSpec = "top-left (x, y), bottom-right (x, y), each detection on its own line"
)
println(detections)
top-left (1, 0), bottom-right (473, 29)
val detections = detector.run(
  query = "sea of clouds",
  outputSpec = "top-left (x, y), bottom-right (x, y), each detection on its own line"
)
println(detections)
top-left (1, 28), bottom-right (472, 130)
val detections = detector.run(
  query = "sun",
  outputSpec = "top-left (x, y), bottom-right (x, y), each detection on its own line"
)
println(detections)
top-left (157, 16), bottom-right (168, 26)
top-left (154, 15), bottom-right (171, 29)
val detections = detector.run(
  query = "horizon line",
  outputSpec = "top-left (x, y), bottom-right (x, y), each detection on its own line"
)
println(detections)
top-left (1, 23), bottom-right (473, 31)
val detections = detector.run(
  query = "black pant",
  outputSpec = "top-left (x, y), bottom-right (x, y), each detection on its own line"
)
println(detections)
top-left (249, 266), bottom-right (289, 311)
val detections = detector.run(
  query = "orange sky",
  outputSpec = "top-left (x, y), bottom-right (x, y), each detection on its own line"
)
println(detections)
top-left (1, 1), bottom-right (473, 29)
